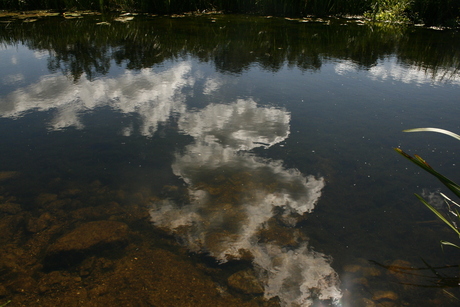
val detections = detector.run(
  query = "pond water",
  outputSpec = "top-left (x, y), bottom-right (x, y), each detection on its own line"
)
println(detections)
top-left (1, 12), bottom-right (460, 307)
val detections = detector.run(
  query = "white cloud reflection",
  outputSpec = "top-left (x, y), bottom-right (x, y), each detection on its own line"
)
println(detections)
top-left (0, 60), bottom-right (342, 305)
top-left (33, 50), bottom-right (49, 59)
top-left (0, 62), bottom-right (193, 135)
top-left (178, 99), bottom-right (290, 151)
top-left (150, 99), bottom-right (342, 306)
top-left (1, 73), bottom-right (24, 85)
top-left (367, 58), bottom-right (460, 85)
top-left (203, 77), bottom-right (222, 95)
top-left (335, 57), bottom-right (460, 86)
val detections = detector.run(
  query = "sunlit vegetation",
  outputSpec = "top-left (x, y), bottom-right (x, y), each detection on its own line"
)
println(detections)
top-left (0, 0), bottom-right (459, 26)
top-left (364, 0), bottom-right (412, 22)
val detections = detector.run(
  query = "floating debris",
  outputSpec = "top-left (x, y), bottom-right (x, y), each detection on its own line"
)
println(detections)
top-left (114, 16), bottom-right (135, 22)
top-left (0, 11), bottom-right (59, 19)
top-left (63, 12), bottom-right (83, 18)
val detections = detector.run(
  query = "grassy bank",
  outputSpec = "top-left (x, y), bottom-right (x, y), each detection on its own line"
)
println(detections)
top-left (0, 0), bottom-right (459, 26)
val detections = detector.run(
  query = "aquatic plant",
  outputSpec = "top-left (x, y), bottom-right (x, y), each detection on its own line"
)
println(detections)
top-left (395, 128), bottom-right (460, 249)
top-left (0, 300), bottom-right (11, 307)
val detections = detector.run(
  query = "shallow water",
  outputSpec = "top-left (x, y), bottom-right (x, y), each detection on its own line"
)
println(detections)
top-left (0, 13), bottom-right (460, 306)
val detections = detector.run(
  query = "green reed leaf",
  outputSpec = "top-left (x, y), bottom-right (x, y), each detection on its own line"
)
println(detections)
top-left (441, 241), bottom-right (460, 249)
top-left (395, 148), bottom-right (460, 199)
top-left (403, 128), bottom-right (460, 141)
top-left (415, 194), bottom-right (460, 237)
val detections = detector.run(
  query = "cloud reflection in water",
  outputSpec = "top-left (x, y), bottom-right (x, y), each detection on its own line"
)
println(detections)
top-left (0, 62), bottom-right (193, 135)
top-left (150, 99), bottom-right (342, 306)
top-left (0, 58), bottom-right (342, 306)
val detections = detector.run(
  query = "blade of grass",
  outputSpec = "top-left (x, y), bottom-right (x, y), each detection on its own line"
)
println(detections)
top-left (404, 128), bottom-right (460, 141)
top-left (441, 241), bottom-right (460, 249)
top-left (415, 194), bottom-right (460, 237)
top-left (395, 148), bottom-right (460, 199)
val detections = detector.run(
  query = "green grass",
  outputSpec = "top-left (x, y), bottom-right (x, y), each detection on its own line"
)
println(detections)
top-left (0, 300), bottom-right (11, 307)
top-left (396, 128), bottom-right (460, 250)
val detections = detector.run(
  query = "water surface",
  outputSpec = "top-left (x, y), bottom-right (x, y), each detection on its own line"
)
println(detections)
top-left (1, 13), bottom-right (460, 306)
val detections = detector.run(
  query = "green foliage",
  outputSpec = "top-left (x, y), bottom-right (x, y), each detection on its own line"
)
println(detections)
top-left (365, 0), bottom-right (412, 22)
top-left (396, 128), bottom-right (460, 249)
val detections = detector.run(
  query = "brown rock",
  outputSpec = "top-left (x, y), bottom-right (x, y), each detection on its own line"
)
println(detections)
top-left (38, 271), bottom-right (81, 294)
top-left (48, 220), bottom-right (129, 254)
top-left (0, 171), bottom-right (18, 181)
top-left (71, 203), bottom-right (122, 221)
top-left (372, 290), bottom-right (398, 301)
top-left (0, 214), bottom-right (25, 244)
top-left (351, 277), bottom-right (369, 287)
top-left (45, 220), bottom-right (129, 269)
top-left (0, 284), bottom-right (8, 297)
top-left (387, 259), bottom-right (411, 280)
top-left (27, 212), bottom-right (54, 233)
top-left (8, 275), bottom-right (37, 293)
top-left (0, 203), bottom-right (22, 215)
top-left (362, 266), bottom-right (381, 277)
top-left (386, 259), bottom-right (422, 288)
top-left (35, 193), bottom-right (58, 206)
top-left (343, 264), bottom-right (362, 273)
top-left (360, 298), bottom-right (377, 307)
top-left (227, 269), bottom-right (264, 294)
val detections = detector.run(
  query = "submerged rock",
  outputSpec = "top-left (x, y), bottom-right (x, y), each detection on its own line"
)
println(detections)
top-left (372, 290), bottom-right (399, 301)
top-left (48, 220), bottom-right (129, 253)
top-left (0, 203), bottom-right (22, 215)
top-left (0, 171), bottom-right (19, 181)
top-left (26, 212), bottom-right (54, 233)
top-left (228, 269), bottom-right (264, 294)
top-left (343, 263), bottom-right (381, 277)
top-left (386, 259), bottom-right (422, 290)
top-left (45, 220), bottom-right (129, 269)
top-left (360, 298), bottom-right (377, 307)
top-left (0, 214), bottom-right (26, 244)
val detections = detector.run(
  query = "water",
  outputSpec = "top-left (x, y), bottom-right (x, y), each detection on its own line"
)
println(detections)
top-left (0, 13), bottom-right (460, 306)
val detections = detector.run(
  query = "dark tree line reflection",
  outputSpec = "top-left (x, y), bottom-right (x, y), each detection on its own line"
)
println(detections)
top-left (1, 14), bottom-right (459, 81)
